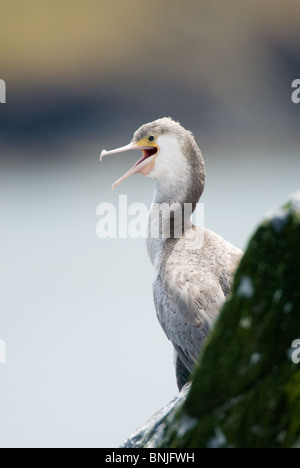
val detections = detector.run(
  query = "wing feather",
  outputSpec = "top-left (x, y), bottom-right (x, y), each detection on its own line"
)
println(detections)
top-left (153, 228), bottom-right (242, 374)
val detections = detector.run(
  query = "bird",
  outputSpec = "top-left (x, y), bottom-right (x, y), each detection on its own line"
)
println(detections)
top-left (100, 117), bottom-right (242, 390)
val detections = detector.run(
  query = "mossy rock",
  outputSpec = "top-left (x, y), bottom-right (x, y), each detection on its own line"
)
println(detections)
top-left (161, 192), bottom-right (300, 448)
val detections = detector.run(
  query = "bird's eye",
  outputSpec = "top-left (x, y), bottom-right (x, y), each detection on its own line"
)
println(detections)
top-left (148, 135), bottom-right (155, 142)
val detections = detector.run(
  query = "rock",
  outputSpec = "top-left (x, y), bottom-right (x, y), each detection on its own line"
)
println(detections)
top-left (121, 384), bottom-right (191, 448)
top-left (122, 192), bottom-right (300, 448)
top-left (160, 191), bottom-right (300, 448)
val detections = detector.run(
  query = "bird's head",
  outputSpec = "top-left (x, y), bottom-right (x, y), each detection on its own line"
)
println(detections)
top-left (100, 117), bottom-right (205, 201)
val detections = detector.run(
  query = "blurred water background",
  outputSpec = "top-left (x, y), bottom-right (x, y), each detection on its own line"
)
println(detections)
top-left (0, 0), bottom-right (300, 448)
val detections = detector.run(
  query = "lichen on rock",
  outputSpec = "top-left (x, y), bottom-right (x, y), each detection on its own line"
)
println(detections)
top-left (160, 191), bottom-right (300, 448)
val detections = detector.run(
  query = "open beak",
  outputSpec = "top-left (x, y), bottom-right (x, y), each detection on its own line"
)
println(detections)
top-left (100, 140), bottom-right (158, 189)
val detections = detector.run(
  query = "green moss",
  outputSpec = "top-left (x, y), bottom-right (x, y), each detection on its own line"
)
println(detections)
top-left (161, 194), bottom-right (300, 448)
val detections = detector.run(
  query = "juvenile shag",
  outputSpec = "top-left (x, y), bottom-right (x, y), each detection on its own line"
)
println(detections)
top-left (101, 118), bottom-right (242, 390)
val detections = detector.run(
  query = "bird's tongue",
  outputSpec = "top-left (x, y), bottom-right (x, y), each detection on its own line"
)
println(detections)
top-left (136, 147), bottom-right (157, 166)
top-left (100, 144), bottom-right (157, 189)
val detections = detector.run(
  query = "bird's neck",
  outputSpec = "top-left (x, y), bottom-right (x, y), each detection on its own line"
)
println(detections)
top-left (146, 137), bottom-right (206, 267)
top-left (146, 179), bottom-right (196, 267)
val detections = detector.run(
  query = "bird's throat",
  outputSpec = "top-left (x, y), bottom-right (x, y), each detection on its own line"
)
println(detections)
top-left (146, 180), bottom-right (195, 266)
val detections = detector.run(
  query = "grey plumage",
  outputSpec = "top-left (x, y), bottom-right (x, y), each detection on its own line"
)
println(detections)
top-left (153, 228), bottom-right (241, 389)
top-left (138, 118), bottom-right (242, 389)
